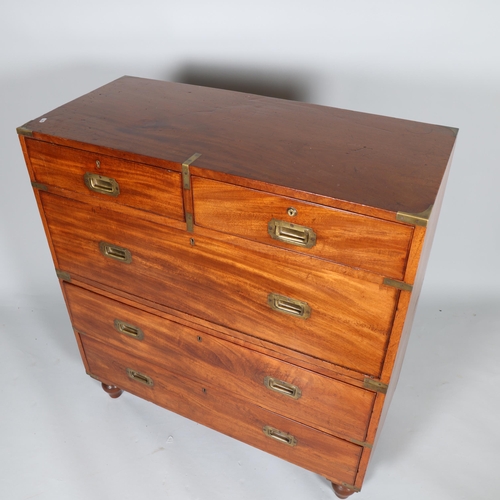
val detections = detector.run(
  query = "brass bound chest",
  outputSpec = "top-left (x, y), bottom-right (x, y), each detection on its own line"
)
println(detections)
top-left (17, 76), bottom-right (457, 497)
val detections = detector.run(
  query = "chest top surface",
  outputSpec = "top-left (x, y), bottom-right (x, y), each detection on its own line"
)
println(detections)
top-left (20, 75), bottom-right (457, 214)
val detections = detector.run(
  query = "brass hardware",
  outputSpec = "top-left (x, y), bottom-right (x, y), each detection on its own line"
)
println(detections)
top-left (363, 378), bottom-right (388, 394)
top-left (396, 205), bottom-right (433, 227)
top-left (126, 368), bottom-right (153, 387)
top-left (86, 372), bottom-right (101, 381)
top-left (287, 207), bottom-right (297, 217)
top-left (383, 278), bottom-right (413, 292)
top-left (16, 126), bottom-right (33, 137)
top-left (114, 319), bottom-right (144, 340)
top-left (196, 335), bottom-right (202, 342)
top-left (95, 160), bottom-right (101, 169)
top-left (267, 293), bottom-right (311, 319)
top-left (268, 219), bottom-right (316, 248)
top-left (84, 172), bottom-right (120, 196)
top-left (181, 152), bottom-right (202, 190)
top-left (264, 376), bottom-right (302, 399)
top-left (262, 426), bottom-right (297, 447)
top-left (190, 238), bottom-right (195, 246)
top-left (348, 438), bottom-right (373, 449)
top-left (99, 241), bottom-right (132, 263)
top-left (55, 269), bottom-right (71, 281)
top-left (340, 483), bottom-right (361, 493)
top-left (202, 387), bottom-right (207, 394)
top-left (186, 212), bottom-right (194, 232)
top-left (31, 181), bottom-right (48, 191)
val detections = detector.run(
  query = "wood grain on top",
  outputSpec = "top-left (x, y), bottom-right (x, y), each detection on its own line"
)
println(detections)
top-left (21, 76), bottom-right (457, 214)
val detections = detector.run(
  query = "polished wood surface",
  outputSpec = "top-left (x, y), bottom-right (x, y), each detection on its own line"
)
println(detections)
top-left (22, 76), bottom-right (456, 215)
top-left (81, 333), bottom-right (363, 486)
top-left (41, 191), bottom-right (399, 376)
top-left (65, 282), bottom-right (375, 441)
top-left (27, 139), bottom-right (184, 222)
top-left (193, 177), bottom-right (413, 278)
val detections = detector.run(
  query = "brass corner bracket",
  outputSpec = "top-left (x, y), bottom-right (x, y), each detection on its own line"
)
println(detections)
top-left (31, 181), bottom-right (48, 191)
top-left (396, 205), bottom-right (433, 228)
top-left (16, 125), bottom-right (33, 137)
top-left (363, 378), bottom-right (388, 394)
top-left (55, 269), bottom-right (71, 282)
top-left (383, 278), bottom-right (413, 292)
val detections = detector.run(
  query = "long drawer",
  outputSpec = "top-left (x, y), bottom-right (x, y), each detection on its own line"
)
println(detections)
top-left (27, 140), bottom-right (184, 221)
top-left (42, 192), bottom-right (398, 376)
top-left (81, 333), bottom-right (363, 486)
top-left (192, 177), bottom-right (413, 279)
top-left (65, 283), bottom-right (375, 442)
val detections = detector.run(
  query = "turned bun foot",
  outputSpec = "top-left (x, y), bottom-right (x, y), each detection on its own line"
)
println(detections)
top-left (101, 383), bottom-right (123, 398)
top-left (332, 483), bottom-right (357, 498)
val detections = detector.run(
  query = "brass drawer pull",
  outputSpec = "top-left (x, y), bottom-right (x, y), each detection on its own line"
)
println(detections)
top-left (99, 241), bottom-right (132, 263)
top-left (262, 426), bottom-right (297, 447)
top-left (84, 172), bottom-right (120, 196)
top-left (267, 293), bottom-right (311, 319)
top-left (264, 376), bottom-right (302, 399)
top-left (114, 319), bottom-right (144, 340)
top-left (268, 219), bottom-right (316, 248)
top-left (126, 368), bottom-right (153, 386)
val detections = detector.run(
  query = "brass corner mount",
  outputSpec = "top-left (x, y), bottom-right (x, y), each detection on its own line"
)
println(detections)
top-left (396, 205), bottom-right (433, 228)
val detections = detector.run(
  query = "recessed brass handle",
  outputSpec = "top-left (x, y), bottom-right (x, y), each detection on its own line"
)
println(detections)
top-left (114, 319), bottom-right (144, 340)
top-left (126, 368), bottom-right (153, 386)
top-left (264, 376), bottom-right (302, 399)
top-left (268, 219), bottom-right (316, 248)
top-left (99, 241), bottom-right (132, 263)
top-left (262, 426), bottom-right (297, 447)
top-left (267, 293), bottom-right (311, 319)
top-left (84, 172), bottom-right (120, 196)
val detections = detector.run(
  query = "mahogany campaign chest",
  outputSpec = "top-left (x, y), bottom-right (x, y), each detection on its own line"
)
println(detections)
top-left (17, 76), bottom-right (457, 497)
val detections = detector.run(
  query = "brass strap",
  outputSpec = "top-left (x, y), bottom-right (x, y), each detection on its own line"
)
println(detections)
top-left (363, 377), bottom-right (388, 394)
top-left (383, 278), bottom-right (413, 292)
top-left (181, 153), bottom-right (202, 190)
top-left (55, 269), bottom-right (71, 281)
top-left (31, 181), bottom-right (48, 191)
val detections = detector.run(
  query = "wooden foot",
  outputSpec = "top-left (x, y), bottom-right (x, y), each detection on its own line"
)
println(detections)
top-left (101, 383), bottom-right (123, 399)
top-left (332, 483), bottom-right (356, 498)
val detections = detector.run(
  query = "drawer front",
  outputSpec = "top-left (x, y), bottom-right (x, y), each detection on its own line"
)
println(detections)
top-left (42, 192), bottom-right (398, 376)
top-left (27, 139), bottom-right (184, 221)
top-left (192, 178), bottom-right (413, 279)
top-left (81, 334), bottom-right (363, 485)
top-left (65, 283), bottom-right (375, 442)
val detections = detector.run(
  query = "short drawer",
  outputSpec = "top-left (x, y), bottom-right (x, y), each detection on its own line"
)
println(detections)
top-left (81, 334), bottom-right (363, 486)
top-left (65, 283), bottom-right (375, 442)
top-left (42, 192), bottom-right (398, 377)
top-left (192, 178), bottom-right (413, 279)
top-left (27, 139), bottom-right (184, 221)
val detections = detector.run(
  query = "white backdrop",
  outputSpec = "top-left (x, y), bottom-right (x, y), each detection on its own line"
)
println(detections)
top-left (1, 2), bottom-right (499, 499)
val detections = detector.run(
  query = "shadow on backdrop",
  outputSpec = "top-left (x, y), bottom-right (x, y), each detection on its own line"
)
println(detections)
top-left (173, 64), bottom-right (312, 102)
